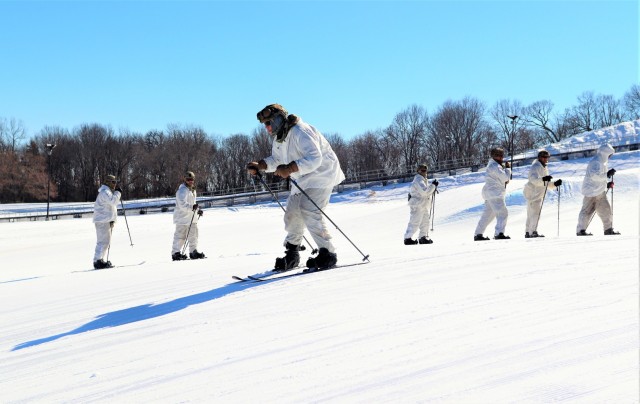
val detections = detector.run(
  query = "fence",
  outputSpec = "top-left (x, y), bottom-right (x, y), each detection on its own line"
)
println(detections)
top-left (1, 141), bottom-right (637, 223)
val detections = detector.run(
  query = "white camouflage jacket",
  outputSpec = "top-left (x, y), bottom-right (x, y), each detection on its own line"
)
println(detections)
top-left (262, 119), bottom-right (345, 194)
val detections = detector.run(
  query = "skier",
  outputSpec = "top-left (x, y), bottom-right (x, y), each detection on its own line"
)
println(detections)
top-left (474, 147), bottom-right (511, 241)
top-left (523, 150), bottom-right (562, 238)
top-left (171, 171), bottom-right (205, 260)
top-left (576, 143), bottom-right (620, 236)
top-left (403, 163), bottom-right (438, 245)
top-left (92, 174), bottom-right (122, 269)
top-left (247, 103), bottom-right (345, 271)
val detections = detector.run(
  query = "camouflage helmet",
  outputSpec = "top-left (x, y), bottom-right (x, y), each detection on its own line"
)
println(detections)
top-left (537, 150), bottom-right (550, 158)
top-left (257, 104), bottom-right (288, 124)
top-left (490, 148), bottom-right (505, 158)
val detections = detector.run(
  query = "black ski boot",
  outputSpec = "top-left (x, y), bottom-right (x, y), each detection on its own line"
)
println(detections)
top-left (306, 247), bottom-right (337, 271)
top-left (172, 252), bottom-right (188, 261)
top-left (525, 232), bottom-right (531, 238)
top-left (532, 231), bottom-right (544, 238)
top-left (404, 238), bottom-right (418, 245)
top-left (474, 234), bottom-right (490, 241)
top-left (604, 228), bottom-right (620, 235)
top-left (494, 233), bottom-right (511, 240)
top-left (274, 242), bottom-right (300, 271)
top-left (418, 236), bottom-right (433, 244)
top-left (93, 259), bottom-right (112, 269)
top-left (577, 230), bottom-right (592, 236)
top-left (189, 250), bottom-right (206, 259)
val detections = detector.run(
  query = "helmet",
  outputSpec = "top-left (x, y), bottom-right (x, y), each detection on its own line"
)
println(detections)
top-left (537, 150), bottom-right (550, 158)
top-left (185, 171), bottom-right (195, 180)
top-left (257, 104), bottom-right (288, 124)
top-left (417, 164), bottom-right (428, 172)
top-left (490, 148), bottom-right (505, 158)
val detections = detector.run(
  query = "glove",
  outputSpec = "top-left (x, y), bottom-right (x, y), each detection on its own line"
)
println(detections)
top-left (542, 175), bottom-right (553, 182)
top-left (275, 161), bottom-right (299, 179)
top-left (607, 181), bottom-right (614, 189)
top-left (432, 179), bottom-right (439, 186)
top-left (114, 186), bottom-right (123, 193)
top-left (192, 204), bottom-right (199, 211)
top-left (109, 221), bottom-right (114, 229)
top-left (504, 162), bottom-right (511, 168)
top-left (197, 209), bottom-right (203, 217)
top-left (607, 168), bottom-right (616, 178)
top-left (247, 160), bottom-right (267, 175)
top-left (553, 179), bottom-right (562, 187)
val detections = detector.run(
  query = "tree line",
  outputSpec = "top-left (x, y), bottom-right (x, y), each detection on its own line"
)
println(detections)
top-left (1, 84), bottom-right (639, 204)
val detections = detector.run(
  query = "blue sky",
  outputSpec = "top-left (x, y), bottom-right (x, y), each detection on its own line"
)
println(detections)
top-left (0, 0), bottom-right (637, 141)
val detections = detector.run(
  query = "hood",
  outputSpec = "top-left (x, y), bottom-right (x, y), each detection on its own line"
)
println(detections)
top-left (596, 144), bottom-right (615, 161)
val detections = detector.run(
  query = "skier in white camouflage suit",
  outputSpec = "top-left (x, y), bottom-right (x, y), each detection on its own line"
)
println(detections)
top-left (247, 104), bottom-right (345, 271)
top-left (171, 171), bottom-right (205, 261)
top-left (92, 174), bottom-right (121, 269)
top-left (523, 150), bottom-right (562, 238)
top-left (403, 163), bottom-right (438, 245)
top-left (474, 147), bottom-right (512, 241)
top-left (576, 143), bottom-right (620, 236)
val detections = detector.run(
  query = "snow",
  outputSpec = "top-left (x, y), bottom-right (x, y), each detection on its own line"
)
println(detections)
top-left (1, 122), bottom-right (639, 402)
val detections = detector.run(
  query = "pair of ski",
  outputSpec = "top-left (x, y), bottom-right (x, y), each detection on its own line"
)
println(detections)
top-left (232, 261), bottom-right (369, 283)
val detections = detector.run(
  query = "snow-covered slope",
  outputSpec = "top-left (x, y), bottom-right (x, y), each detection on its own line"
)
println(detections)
top-left (0, 136), bottom-right (638, 402)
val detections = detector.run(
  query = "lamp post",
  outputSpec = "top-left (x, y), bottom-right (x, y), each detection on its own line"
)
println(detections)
top-left (45, 143), bottom-right (56, 220)
top-left (507, 115), bottom-right (518, 179)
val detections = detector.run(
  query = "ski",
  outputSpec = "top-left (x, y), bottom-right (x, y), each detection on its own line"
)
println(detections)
top-left (232, 267), bottom-right (301, 283)
top-left (74, 261), bottom-right (146, 273)
top-left (233, 261), bottom-right (369, 283)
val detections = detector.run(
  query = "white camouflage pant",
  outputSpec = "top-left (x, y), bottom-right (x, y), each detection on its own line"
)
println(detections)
top-left (525, 198), bottom-right (544, 234)
top-left (93, 222), bottom-right (113, 262)
top-left (284, 187), bottom-right (335, 253)
top-left (404, 203), bottom-right (431, 239)
top-left (474, 198), bottom-right (508, 236)
top-left (576, 192), bottom-right (612, 233)
top-left (172, 223), bottom-right (199, 254)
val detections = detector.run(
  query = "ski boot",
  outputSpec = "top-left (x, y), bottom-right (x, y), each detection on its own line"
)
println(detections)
top-left (306, 247), bottom-right (337, 271)
top-left (418, 236), bottom-right (433, 244)
top-left (576, 230), bottom-right (592, 236)
top-left (172, 252), bottom-right (188, 261)
top-left (494, 233), bottom-right (511, 240)
top-left (93, 259), bottom-right (113, 269)
top-left (404, 238), bottom-right (418, 245)
top-left (531, 231), bottom-right (544, 238)
top-left (189, 250), bottom-right (206, 259)
top-left (604, 228), bottom-right (620, 235)
top-left (474, 234), bottom-right (490, 241)
top-left (274, 242), bottom-right (300, 272)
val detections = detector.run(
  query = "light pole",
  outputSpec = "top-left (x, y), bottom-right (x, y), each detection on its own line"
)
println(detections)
top-left (45, 143), bottom-right (56, 220)
top-left (507, 115), bottom-right (518, 179)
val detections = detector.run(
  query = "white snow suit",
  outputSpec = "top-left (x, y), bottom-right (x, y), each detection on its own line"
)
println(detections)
top-left (172, 183), bottom-right (199, 254)
top-left (92, 184), bottom-right (121, 262)
top-left (474, 159), bottom-right (511, 236)
top-left (404, 174), bottom-right (437, 240)
top-left (262, 119), bottom-right (345, 252)
top-left (523, 159), bottom-right (557, 234)
top-left (576, 144), bottom-right (615, 232)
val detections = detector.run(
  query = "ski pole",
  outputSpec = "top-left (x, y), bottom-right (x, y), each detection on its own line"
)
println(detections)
top-left (255, 172), bottom-right (317, 254)
top-left (610, 173), bottom-right (614, 229)
top-left (180, 209), bottom-right (197, 255)
top-left (289, 178), bottom-right (369, 262)
top-left (557, 187), bottom-right (560, 237)
top-left (430, 187), bottom-right (437, 231)
top-left (533, 180), bottom-right (549, 234)
top-left (120, 199), bottom-right (134, 246)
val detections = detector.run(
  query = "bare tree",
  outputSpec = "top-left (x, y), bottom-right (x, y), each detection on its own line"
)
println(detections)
top-left (0, 117), bottom-right (27, 152)
top-left (622, 83), bottom-right (640, 120)
top-left (386, 104), bottom-right (429, 172)
top-left (489, 99), bottom-right (525, 156)
top-left (428, 97), bottom-right (489, 169)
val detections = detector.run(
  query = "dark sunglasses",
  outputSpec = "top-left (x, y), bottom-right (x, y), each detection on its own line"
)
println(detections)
top-left (185, 178), bottom-right (194, 182)
top-left (419, 169), bottom-right (427, 172)
top-left (264, 120), bottom-right (271, 127)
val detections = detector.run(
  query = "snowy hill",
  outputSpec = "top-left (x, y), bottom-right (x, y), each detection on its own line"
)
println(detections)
top-left (0, 125), bottom-right (638, 402)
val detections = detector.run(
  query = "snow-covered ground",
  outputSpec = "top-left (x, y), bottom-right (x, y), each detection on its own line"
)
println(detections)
top-left (0, 124), bottom-right (638, 402)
